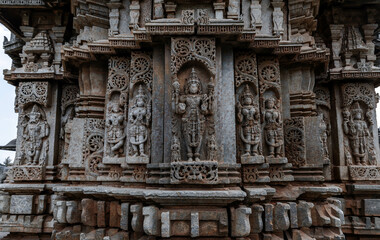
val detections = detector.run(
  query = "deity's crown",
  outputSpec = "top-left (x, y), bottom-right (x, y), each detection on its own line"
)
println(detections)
top-left (351, 102), bottom-right (363, 114)
top-left (188, 68), bottom-right (201, 85)
top-left (28, 105), bottom-right (41, 118)
top-left (243, 85), bottom-right (254, 99)
top-left (135, 85), bottom-right (147, 101)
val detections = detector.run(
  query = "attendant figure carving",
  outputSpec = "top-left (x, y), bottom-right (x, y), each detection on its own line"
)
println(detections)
top-left (237, 85), bottom-right (261, 157)
top-left (106, 102), bottom-right (125, 157)
top-left (129, 85), bottom-right (150, 158)
top-left (263, 97), bottom-right (283, 158)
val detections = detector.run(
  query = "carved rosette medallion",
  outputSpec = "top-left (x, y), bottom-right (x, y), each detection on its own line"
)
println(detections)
top-left (170, 37), bottom-right (218, 184)
top-left (284, 118), bottom-right (306, 167)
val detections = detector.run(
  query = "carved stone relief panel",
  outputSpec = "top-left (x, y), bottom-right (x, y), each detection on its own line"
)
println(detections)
top-left (103, 57), bottom-right (130, 165)
top-left (83, 119), bottom-right (105, 179)
top-left (234, 51), bottom-right (264, 165)
top-left (314, 85), bottom-right (332, 179)
top-left (10, 104), bottom-right (50, 181)
top-left (18, 81), bottom-right (50, 108)
top-left (341, 83), bottom-right (378, 168)
top-left (59, 85), bottom-right (79, 161)
top-left (126, 51), bottom-right (152, 165)
top-left (170, 37), bottom-right (218, 184)
top-left (257, 56), bottom-right (286, 162)
top-left (284, 117), bottom-right (306, 168)
top-left (10, 81), bottom-right (52, 181)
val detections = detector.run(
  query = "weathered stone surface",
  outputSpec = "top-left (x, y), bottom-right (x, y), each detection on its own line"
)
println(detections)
top-left (0, 0), bottom-right (380, 239)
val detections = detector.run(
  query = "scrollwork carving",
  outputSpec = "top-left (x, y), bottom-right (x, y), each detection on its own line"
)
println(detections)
top-left (284, 118), bottom-right (305, 167)
top-left (171, 37), bottom-right (216, 75)
top-left (18, 81), bottom-right (50, 108)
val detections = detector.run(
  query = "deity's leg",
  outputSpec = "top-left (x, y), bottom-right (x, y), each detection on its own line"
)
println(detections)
top-left (139, 143), bottom-right (147, 157)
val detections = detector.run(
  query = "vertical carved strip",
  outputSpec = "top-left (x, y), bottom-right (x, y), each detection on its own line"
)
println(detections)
top-left (126, 51), bottom-right (153, 164)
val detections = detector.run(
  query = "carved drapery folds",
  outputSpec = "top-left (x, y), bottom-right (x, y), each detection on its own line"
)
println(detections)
top-left (10, 82), bottom-right (51, 181)
top-left (170, 37), bottom-right (218, 184)
top-left (103, 57), bottom-right (130, 164)
top-left (126, 52), bottom-right (152, 164)
top-left (341, 83), bottom-right (378, 169)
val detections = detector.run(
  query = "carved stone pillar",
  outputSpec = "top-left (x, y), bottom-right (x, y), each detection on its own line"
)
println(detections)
top-left (227, 0), bottom-right (240, 20)
top-left (10, 81), bottom-right (59, 182)
top-left (63, 62), bottom-right (107, 180)
top-left (107, 0), bottom-right (123, 36)
top-left (271, 0), bottom-right (284, 37)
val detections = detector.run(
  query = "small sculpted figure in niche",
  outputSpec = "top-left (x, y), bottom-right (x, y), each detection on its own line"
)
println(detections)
top-left (106, 101), bottom-right (125, 157)
top-left (264, 97), bottom-right (283, 158)
top-left (22, 104), bottom-right (49, 165)
top-left (61, 107), bottom-right (75, 157)
top-left (237, 85), bottom-right (261, 157)
top-left (129, 85), bottom-right (151, 157)
top-left (343, 102), bottom-right (370, 165)
top-left (173, 68), bottom-right (214, 161)
top-left (319, 114), bottom-right (330, 162)
top-left (207, 134), bottom-right (217, 161)
top-left (171, 135), bottom-right (181, 162)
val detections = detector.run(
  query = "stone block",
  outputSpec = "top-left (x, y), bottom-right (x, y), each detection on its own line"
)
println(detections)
top-left (231, 205), bottom-right (252, 237)
top-left (363, 199), bottom-right (380, 216)
top-left (250, 204), bottom-right (264, 233)
top-left (120, 203), bottom-right (130, 231)
top-left (0, 195), bottom-right (10, 214)
top-left (10, 195), bottom-right (34, 214)
top-left (143, 206), bottom-right (160, 236)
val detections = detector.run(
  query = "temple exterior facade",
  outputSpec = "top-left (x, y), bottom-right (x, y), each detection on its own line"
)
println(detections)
top-left (0, 0), bottom-right (380, 239)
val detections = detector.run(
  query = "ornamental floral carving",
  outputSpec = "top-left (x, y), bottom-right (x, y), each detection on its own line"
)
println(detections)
top-left (18, 81), bottom-right (50, 108)
top-left (171, 37), bottom-right (216, 75)
top-left (83, 119), bottom-right (105, 177)
top-left (284, 118), bottom-right (306, 167)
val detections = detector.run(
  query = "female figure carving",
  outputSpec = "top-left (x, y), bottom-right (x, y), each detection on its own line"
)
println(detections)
top-left (264, 97), bottom-right (283, 158)
top-left (129, 85), bottom-right (150, 157)
top-left (237, 85), bottom-right (261, 157)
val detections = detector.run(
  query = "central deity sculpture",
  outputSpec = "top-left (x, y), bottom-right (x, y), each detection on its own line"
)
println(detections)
top-left (22, 104), bottom-right (49, 165)
top-left (343, 102), bottom-right (370, 165)
top-left (264, 97), bottom-right (283, 158)
top-left (128, 85), bottom-right (150, 158)
top-left (237, 85), bottom-right (261, 158)
top-left (106, 102), bottom-right (125, 157)
top-left (173, 68), bottom-right (214, 162)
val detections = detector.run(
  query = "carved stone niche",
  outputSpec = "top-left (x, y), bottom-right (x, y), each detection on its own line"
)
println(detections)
top-left (339, 82), bottom-right (380, 181)
top-left (58, 84), bottom-right (79, 181)
top-left (235, 51), bottom-right (269, 184)
top-left (103, 57), bottom-right (130, 165)
top-left (126, 51), bottom-right (153, 165)
top-left (10, 81), bottom-right (53, 182)
top-left (314, 85), bottom-right (333, 180)
top-left (170, 37), bottom-right (219, 184)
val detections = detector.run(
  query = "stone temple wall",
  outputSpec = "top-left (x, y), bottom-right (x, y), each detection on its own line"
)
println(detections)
top-left (0, 0), bottom-right (380, 239)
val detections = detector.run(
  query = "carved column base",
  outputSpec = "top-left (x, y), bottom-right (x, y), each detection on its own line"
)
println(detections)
top-left (242, 155), bottom-right (265, 164)
top-left (242, 163), bottom-right (270, 184)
